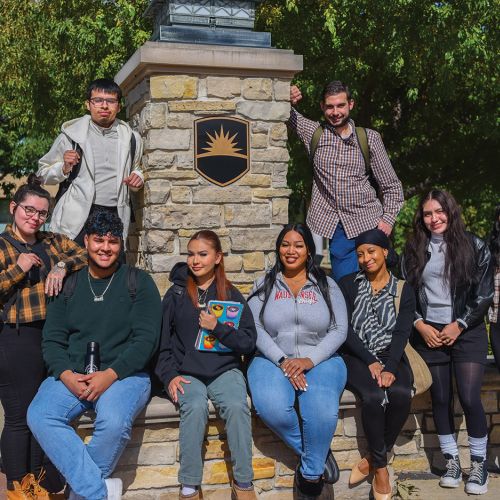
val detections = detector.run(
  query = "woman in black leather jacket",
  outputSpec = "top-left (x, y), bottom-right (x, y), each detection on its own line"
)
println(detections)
top-left (402, 189), bottom-right (493, 496)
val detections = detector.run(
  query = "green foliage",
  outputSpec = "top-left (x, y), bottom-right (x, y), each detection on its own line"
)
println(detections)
top-left (256, 0), bottom-right (499, 227)
top-left (0, 0), bottom-right (150, 188)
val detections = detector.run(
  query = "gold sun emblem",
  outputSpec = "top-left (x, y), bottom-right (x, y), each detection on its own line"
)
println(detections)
top-left (196, 125), bottom-right (247, 159)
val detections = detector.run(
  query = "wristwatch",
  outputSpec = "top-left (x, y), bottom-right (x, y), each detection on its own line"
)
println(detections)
top-left (55, 261), bottom-right (66, 270)
top-left (277, 355), bottom-right (288, 366)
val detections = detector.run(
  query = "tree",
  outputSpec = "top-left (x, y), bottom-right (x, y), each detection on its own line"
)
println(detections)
top-left (256, 0), bottom-right (499, 232)
top-left (0, 0), bottom-right (150, 188)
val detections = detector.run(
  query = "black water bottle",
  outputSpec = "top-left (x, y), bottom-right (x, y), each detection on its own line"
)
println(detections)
top-left (84, 342), bottom-right (100, 374)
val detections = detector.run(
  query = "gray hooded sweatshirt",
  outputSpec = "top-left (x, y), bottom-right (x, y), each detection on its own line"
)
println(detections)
top-left (248, 273), bottom-right (348, 366)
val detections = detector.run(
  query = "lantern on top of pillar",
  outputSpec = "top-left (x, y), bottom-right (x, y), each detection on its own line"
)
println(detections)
top-left (144, 0), bottom-right (270, 47)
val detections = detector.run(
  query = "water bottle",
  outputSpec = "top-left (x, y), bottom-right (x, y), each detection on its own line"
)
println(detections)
top-left (84, 341), bottom-right (100, 374)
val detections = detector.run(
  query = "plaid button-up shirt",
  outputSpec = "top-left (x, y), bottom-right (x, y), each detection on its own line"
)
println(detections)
top-left (289, 108), bottom-right (404, 239)
top-left (0, 225), bottom-right (87, 324)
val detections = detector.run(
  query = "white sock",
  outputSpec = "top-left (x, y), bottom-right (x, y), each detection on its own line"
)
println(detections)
top-left (181, 485), bottom-right (197, 496)
top-left (438, 434), bottom-right (458, 457)
top-left (469, 435), bottom-right (488, 460)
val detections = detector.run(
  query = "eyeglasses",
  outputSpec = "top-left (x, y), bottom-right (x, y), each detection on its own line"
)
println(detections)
top-left (89, 97), bottom-right (120, 106)
top-left (17, 204), bottom-right (49, 220)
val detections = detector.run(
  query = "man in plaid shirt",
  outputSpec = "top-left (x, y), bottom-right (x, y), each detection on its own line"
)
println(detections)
top-left (289, 82), bottom-right (404, 282)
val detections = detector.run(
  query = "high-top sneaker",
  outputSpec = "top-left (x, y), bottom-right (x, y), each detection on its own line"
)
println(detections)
top-left (439, 453), bottom-right (462, 488)
top-left (465, 456), bottom-right (489, 495)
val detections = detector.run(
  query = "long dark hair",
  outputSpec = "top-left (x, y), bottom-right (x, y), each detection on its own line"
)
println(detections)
top-left (12, 174), bottom-right (51, 207)
top-left (403, 189), bottom-right (475, 289)
top-left (248, 223), bottom-right (335, 327)
top-left (186, 230), bottom-right (232, 308)
top-left (489, 203), bottom-right (500, 268)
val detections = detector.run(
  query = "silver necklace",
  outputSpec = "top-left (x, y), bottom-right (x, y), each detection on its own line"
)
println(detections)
top-left (88, 270), bottom-right (115, 302)
top-left (197, 287), bottom-right (209, 308)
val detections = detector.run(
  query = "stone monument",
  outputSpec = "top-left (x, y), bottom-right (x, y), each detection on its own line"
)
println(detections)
top-left (116, 0), bottom-right (303, 296)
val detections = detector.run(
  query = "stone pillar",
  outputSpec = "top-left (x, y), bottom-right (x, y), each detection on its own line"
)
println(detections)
top-left (116, 41), bottom-right (302, 295)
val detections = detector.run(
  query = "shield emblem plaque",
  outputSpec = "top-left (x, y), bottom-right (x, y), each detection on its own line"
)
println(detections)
top-left (194, 117), bottom-right (250, 187)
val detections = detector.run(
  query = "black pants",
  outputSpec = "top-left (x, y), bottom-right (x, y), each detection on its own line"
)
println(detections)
top-left (491, 321), bottom-right (500, 373)
top-left (343, 353), bottom-right (412, 468)
top-left (0, 322), bottom-right (46, 483)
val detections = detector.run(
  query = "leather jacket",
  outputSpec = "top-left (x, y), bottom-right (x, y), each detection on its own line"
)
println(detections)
top-left (401, 232), bottom-right (493, 329)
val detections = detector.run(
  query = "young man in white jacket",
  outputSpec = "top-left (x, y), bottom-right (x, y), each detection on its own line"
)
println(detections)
top-left (37, 78), bottom-right (144, 247)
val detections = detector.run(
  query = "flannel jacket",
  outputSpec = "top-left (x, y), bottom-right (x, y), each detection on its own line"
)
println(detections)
top-left (0, 225), bottom-right (87, 324)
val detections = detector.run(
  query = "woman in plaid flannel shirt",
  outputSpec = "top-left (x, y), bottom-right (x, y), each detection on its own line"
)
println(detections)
top-left (0, 175), bottom-right (87, 498)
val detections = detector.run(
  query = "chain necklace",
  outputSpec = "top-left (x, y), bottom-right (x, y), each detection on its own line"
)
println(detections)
top-left (88, 270), bottom-right (115, 302)
top-left (197, 287), bottom-right (209, 308)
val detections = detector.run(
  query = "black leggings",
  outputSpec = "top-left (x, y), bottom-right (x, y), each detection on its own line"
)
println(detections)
top-left (344, 353), bottom-right (412, 468)
top-left (490, 321), bottom-right (500, 373)
top-left (0, 322), bottom-right (46, 484)
top-left (428, 362), bottom-right (487, 438)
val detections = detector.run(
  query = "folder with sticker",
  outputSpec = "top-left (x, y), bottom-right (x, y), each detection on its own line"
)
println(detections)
top-left (195, 300), bottom-right (243, 352)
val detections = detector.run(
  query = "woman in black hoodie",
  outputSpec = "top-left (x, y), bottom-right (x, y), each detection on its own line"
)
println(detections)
top-left (155, 230), bottom-right (257, 500)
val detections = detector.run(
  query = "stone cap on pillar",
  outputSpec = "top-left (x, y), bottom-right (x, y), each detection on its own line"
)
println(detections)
top-left (115, 41), bottom-right (303, 96)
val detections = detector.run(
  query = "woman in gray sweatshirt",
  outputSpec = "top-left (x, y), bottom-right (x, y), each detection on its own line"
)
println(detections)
top-left (247, 223), bottom-right (348, 499)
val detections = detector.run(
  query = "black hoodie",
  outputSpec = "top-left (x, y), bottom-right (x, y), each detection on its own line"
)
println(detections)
top-left (155, 262), bottom-right (257, 388)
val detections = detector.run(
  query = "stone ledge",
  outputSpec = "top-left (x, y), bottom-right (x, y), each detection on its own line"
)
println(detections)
top-left (77, 363), bottom-right (499, 428)
top-left (77, 390), bottom-right (358, 428)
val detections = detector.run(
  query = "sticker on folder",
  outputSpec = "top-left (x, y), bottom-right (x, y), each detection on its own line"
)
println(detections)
top-left (195, 300), bottom-right (243, 352)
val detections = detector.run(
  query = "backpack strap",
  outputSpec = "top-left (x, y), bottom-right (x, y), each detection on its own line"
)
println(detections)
top-left (127, 265), bottom-right (138, 303)
top-left (394, 279), bottom-right (405, 316)
top-left (55, 140), bottom-right (83, 204)
top-left (354, 127), bottom-right (370, 174)
top-left (309, 124), bottom-right (324, 164)
top-left (0, 233), bottom-right (52, 275)
top-left (62, 272), bottom-right (79, 302)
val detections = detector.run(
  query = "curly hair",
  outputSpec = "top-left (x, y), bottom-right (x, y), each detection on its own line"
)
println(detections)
top-left (403, 189), bottom-right (476, 289)
top-left (83, 209), bottom-right (123, 238)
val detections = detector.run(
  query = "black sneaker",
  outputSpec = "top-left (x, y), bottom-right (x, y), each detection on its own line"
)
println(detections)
top-left (323, 449), bottom-right (340, 484)
top-left (465, 455), bottom-right (489, 495)
top-left (294, 465), bottom-right (323, 499)
top-left (439, 453), bottom-right (462, 488)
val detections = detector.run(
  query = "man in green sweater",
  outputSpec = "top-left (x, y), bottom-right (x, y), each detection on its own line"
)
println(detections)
top-left (27, 209), bottom-right (161, 500)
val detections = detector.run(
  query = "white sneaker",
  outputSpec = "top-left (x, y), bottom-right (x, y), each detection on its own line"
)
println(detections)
top-left (105, 478), bottom-right (123, 500)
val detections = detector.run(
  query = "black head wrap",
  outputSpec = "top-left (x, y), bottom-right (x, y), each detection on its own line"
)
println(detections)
top-left (354, 229), bottom-right (390, 249)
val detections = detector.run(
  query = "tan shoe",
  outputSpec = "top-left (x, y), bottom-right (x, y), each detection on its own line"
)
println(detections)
top-left (371, 467), bottom-right (392, 500)
top-left (349, 456), bottom-right (371, 485)
top-left (231, 483), bottom-right (257, 500)
top-left (7, 474), bottom-right (34, 499)
top-left (30, 469), bottom-right (50, 499)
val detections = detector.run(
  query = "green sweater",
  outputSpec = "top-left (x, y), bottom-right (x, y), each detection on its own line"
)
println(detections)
top-left (43, 264), bottom-right (161, 380)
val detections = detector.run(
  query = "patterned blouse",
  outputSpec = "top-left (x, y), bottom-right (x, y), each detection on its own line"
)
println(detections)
top-left (352, 272), bottom-right (398, 356)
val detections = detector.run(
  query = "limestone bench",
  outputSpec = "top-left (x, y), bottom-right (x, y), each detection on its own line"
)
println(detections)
top-left (74, 364), bottom-right (500, 499)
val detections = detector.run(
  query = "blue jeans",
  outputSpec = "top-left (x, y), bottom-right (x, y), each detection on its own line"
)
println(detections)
top-left (27, 373), bottom-right (151, 499)
top-left (177, 369), bottom-right (253, 485)
top-left (329, 223), bottom-right (359, 282)
top-left (247, 355), bottom-right (346, 480)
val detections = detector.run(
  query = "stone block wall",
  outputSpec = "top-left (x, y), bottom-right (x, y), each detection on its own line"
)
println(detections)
top-left (125, 72), bottom-right (294, 296)
top-left (75, 366), bottom-right (500, 499)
